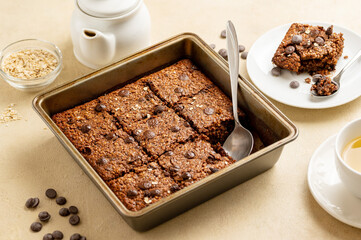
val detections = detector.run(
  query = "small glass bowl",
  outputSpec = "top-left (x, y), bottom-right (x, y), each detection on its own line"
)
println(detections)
top-left (0, 39), bottom-right (63, 91)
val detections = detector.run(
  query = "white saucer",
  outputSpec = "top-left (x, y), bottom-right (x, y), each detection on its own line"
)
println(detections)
top-left (307, 135), bottom-right (361, 228)
top-left (247, 21), bottom-right (361, 109)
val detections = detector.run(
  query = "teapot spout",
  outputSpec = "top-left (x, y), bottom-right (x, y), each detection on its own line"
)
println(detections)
top-left (79, 28), bottom-right (115, 68)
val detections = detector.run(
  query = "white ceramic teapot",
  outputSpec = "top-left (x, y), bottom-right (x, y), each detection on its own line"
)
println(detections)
top-left (71, 0), bottom-right (151, 69)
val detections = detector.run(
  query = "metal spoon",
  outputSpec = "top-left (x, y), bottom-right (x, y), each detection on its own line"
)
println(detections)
top-left (223, 21), bottom-right (254, 161)
top-left (311, 48), bottom-right (361, 98)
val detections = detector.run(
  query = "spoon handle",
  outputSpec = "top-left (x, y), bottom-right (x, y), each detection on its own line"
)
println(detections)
top-left (334, 48), bottom-right (361, 82)
top-left (226, 21), bottom-right (240, 125)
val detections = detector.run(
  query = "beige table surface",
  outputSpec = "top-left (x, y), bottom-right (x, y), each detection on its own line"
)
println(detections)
top-left (1, 0), bottom-right (361, 239)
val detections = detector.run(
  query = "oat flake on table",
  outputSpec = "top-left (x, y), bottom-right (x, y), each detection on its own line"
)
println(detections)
top-left (0, 104), bottom-right (22, 124)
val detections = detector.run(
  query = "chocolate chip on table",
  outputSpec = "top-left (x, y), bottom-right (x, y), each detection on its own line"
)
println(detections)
top-left (170, 184), bottom-right (180, 192)
top-left (118, 89), bottom-right (130, 97)
top-left (290, 81), bottom-right (300, 89)
top-left (181, 172), bottom-right (192, 180)
top-left (185, 151), bottom-right (195, 159)
top-left (43, 233), bottom-right (54, 240)
top-left (285, 46), bottom-right (295, 54)
top-left (70, 233), bottom-right (81, 240)
top-left (315, 37), bottom-right (325, 46)
top-left (271, 67), bottom-right (282, 77)
top-left (138, 181), bottom-right (152, 190)
top-left (127, 189), bottom-right (138, 198)
top-left (326, 25), bottom-right (333, 35)
top-left (25, 197), bottom-right (39, 208)
top-left (59, 207), bottom-right (70, 216)
top-left (46, 188), bottom-right (57, 199)
top-left (144, 130), bottom-right (156, 139)
top-left (30, 222), bottom-right (42, 232)
top-left (310, 29), bottom-right (319, 38)
top-left (209, 43), bottom-right (216, 49)
top-left (105, 133), bottom-right (116, 140)
top-left (147, 118), bottom-right (159, 127)
top-left (150, 189), bottom-right (161, 197)
top-left (96, 157), bottom-right (108, 165)
top-left (124, 136), bottom-right (135, 143)
top-left (56, 196), bottom-right (67, 205)
top-left (94, 103), bottom-right (105, 112)
top-left (179, 73), bottom-right (189, 81)
top-left (52, 230), bottom-right (64, 239)
top-left (312, 74), bottom-right (323, 82)
top-left (80, 124), bottom-right (91, 133)
top-left (240, 51), bottom-right (248, 59)
top-left (238, 44), bottom-right (245, 52)
top-left (69, 215), bottom-right (81, 226)
top-left (38, 211), bottom-right (51, 222)
top-left (154, 105), bottom-right (166, 114)
top-left (218, 48), bottom-right (228, 60)
top-left (170, 126), bottom-right (180, 132)
top-left (174, 87), bottom-right (184, 93)
top-left (204, 107), bottom-right (215, 115)
top-left (69, 206), bottom-right (78, 214)
top-left (220, 29), bottom-right (226, 38)
top-left (292, 35), bottom-right (303, 44)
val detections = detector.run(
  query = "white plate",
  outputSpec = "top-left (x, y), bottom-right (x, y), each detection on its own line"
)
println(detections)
top-left (247, 21), bottom-right (361, 109)
top-left (307, 135), bottom-right (361, 228)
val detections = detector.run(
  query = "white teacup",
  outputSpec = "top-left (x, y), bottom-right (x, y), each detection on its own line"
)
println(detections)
top-left (335, 118), bottom-right (361, 198)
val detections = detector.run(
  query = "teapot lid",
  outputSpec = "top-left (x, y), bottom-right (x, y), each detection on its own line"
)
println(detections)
top-left (77, 0), bottom-right (140, 18)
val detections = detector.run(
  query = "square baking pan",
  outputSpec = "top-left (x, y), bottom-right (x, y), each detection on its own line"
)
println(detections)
top-left (33, 33), bottom-right (298, 231)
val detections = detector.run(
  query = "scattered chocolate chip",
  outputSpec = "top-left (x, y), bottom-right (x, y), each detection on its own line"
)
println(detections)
top-left (326, 25), bottom-right (333, 35)
top-left (56, 197), bottom-right (67, 205)
top-left (174, 104), bottom-right (184, 112)
top-left (147, 118), bottom-right (159, 127)
top-left (312, 74), bottom-right (323, 82)
top-left (94, 103), bottom-right (105, 112)
top-left (170, 184), bottom-right (180, 192)
top-left (127, 189), bottom-right (138, 198)
top-left (315, 37), bottom-right (325, 46)
top-left (138, 181), bottom-right (152, 190)
top-left (124, 136), bottom-right (135, 143)
top-left (45, 189), bottom-right (57, 199)
top-left (70, 233), bottom-right (81, 240)
top-left (31, 198), bottom-right (39, 208)
top-left (118, 89), bottom-right (130, 97)
top-left (218, 48), bottom-right (228, 60)
top-left (238, 45), bottom-right (245, 52)
top-left (183, 122), bottom-right (190, 127)
top-left (185, 151), bottom-right (195, 159)
top-left (220, 29), bottom-right (226, 38)
top-left (38, 211), bottom-right (51, 222)
top-left (80, 124), bottom-right (91, 133)
top-left (59, 207), bottom-right (70, 216)
top-left (181, 172), bottom-right (192, 180)
top-left (241, 51), bottom-right (248, 59)
top-left (204, 107), bottom-right (215, 115)
top-left (52, 230), bottom-right (63, 239)
top-left (271, 67), bottom-right (282, 76)
top-left (25, 198), bottom-right (35, 208)
top-left (209, 167), bottom-right (219, 173)
top-left (43, 233), bottom-right (54, 240)
top-left (150, 189), bottom-right (161, 197)
top-left (69, 215), bottom-right (80, 226)
top-left (30, 222), bottom-right (42, 232)
top-left (138, 97), bottom-right (146, 102)
top-left (310, 29), bottom-right (319, 38)
top-left (82, 146), bottom-right (91, 155)
top-left (105, 133), bottom-right (116, 140)
top-left (165, 151), bottom-right (174, 156)
top-left (154, 105), bottom-right (166, 114)
top-left (292, 35), bottom-right (303, 44)
top-left (144, 130), bottom-right (156, 139)
top-left (209, 43), bottom-right (216, 49)
top-left (285, 46), bottom-right (295, 54)
top-left (133, 129), bottom-right (143, 136)
top-left (174, 87), bottom-right (184, 93)
top-left (179, 73), bottom-right (189, 81)
top-left (170, 126), bottom-right (180, 132)
top-left (290, 81), bottom-right (300, 89)
top-left (96, 157), bottom-right (108, 165)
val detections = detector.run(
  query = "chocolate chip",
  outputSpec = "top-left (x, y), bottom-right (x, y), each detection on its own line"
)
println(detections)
top-left (94, 103), bottom-right (105, 112)
top-left (312, 74), bottom-right (323, 82)
top-left (209, 167), bottom-right (219, 173)
top-left (285, 46), bottom-right (295, 54)
top-left (68, 206), bottom-right (78, 214)
top-left (59, 207), bottom-right (70, 216)
top-left (96, 157), bottom-right (108, 165)
top-left (174, 87), bottom-right (184, 93)
top-left (179, 73), bottom-right (189, 81)
top-left (52, 230), bottom-right (63, 239)
top-left (241, 51), bottom-right (248, 59)
top-left (147, 118), bottom-right (159, 127)
top-left (69, 215), bottom-right (80, 225)
top-left (209, 43), bottom-right (216, 49)
top-left (170, 126), bottom-right (180, 132)
top-left (82, 146), bottom-right (91, 155)
top-left (70, 234), bottom-right (81, 240)
top-left (185, 151), bottom-right (195, 159)
top-left (124, 136), bottom-right (135, 143)
top-left (271, 67), bottom-right (282, 77)
top-left (144, 130), bottom-right (155, 139)
top-left (105, 133), bottom-right (116, 140)
top-left (154, 105), bottom-right (166, 114)
top-left (204, 107), bottom-right (215, 115)
top-left (31, 197), bottom-right (39, 208)
top-left (165, 151), bottom-right (174, 156)
top-left (138, 181), bottom-right (152, 190)
top-left (127, 189), bottom-right (138, 198)
top-left (150, 189), bottom-right (161, 197)
top-left (238, 45), bottom-right (245, 52)
top-left (170, 184), bottom-right (180, 192)
top-left (138, 97), bottom-right (146, 102)
top-left (326, 26), bottom-right (333, 35)
top-left (218, 48), bottom-right (228, 60)
top-left (133, 129), bottom-right (143, 136)
top-left (290, 81), bottom-right (300, 89)
top-left (315, 37), bottom-right (325, 46)
top-left (292, 35), bottom-right (303, 44)
top-left (304, 40), bottom-right (312, 48)
top-left (181, 172), bottom-right (192, 180)
top-left (30, 222), bottom-right (42, 232)
top-left (43, 233), bottom-right (54, 240)
top-left (45, 188), bottom-right (57, 199)
top-left (38, 211), bottom-right (51, 222)
top-left (56, 196), bottom-right (67, 205)
top-left (184, 122), bottom-right (190, 127)
top-left (220, 29), bottom-right (226, 38)
top-left (25, 198), bottom-right (35, 208)
top-left (118, 89), bottom-right (130, 97)
top-left (174, 104), bottom-right (184, 112)
top-left (80, 124), bottom-right (91, 133)
top-left (310, 29), bottom-right (319, 38)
